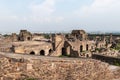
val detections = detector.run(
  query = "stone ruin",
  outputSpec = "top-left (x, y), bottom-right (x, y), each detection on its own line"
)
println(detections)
top-left (18, 30), bottom-right (32, 41)
top-left (0, 29), bottom-right (119, 58)
top-left (0, 30), bottom-right (120, 80)
top-left (0, 53), bottom-right (120, 80)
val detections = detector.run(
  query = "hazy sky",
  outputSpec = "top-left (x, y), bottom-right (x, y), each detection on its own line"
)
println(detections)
top-left (0, 0), bottom-right (120, 33)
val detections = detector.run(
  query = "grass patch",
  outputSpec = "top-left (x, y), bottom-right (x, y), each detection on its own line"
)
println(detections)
top-left (24, 78), bottom-right (37, 80)
top-left (59, 54), bottom-right (71, 57)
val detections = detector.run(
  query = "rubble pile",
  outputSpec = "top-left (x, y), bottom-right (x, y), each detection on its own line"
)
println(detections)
top-left (0, 54), bottom-right (120, 80)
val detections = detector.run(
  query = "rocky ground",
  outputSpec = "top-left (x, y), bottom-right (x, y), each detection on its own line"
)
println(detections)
top-left (0, 54), bottom-right (120, 80)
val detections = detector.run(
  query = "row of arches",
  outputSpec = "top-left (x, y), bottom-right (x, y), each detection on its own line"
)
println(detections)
top-left (61, 44), bottom-right (89, 56)
top-left (30, 49), bottom-right (52, 56)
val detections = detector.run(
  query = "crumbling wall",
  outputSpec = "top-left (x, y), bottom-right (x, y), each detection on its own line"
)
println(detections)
top-left (18, 30), bottom-right (32, 41)
top-left (92, 54), bottom-right (120, 65)
top-left (0, 54), bottom-right (120, 80)
top-left (51, 34), bottom-right (65, 56)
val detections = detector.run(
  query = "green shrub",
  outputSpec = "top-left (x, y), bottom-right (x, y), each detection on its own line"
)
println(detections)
top-left (111, 43), bottom-right (120, 50)
top-left (114, 60), bottom-right (120, 66)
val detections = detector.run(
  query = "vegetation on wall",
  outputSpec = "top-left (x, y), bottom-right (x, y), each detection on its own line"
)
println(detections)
top-left (59, 54), bottom-right (71, 57)
top-left (111, 43), bottom-right (120, 50)
top-left (95, 48), bottom-right (107, 52)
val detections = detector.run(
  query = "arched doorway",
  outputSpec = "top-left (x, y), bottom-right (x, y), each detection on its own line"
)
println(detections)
top-left (86, 54), bottom-right (89, 58)
top-left (40, 50), bottom-right (45, 55)
top-left (49, 49), bottom-right (52, 54)
top-left (27, 37), bottom-right (31, 40)
top-left (80, 45), bottom-right (83, 52)
top-left (86, 44), bottom-right (89, 51)
top-left (30, 51), bottom-right (35, 55)
top-left (62, 47), bottom-right (66, 56)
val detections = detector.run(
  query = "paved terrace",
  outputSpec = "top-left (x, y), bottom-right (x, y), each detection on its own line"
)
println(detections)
top-left (0, 52), bottom-right (88, 61)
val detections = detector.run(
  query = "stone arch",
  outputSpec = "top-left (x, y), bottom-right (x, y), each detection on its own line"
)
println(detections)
top-left (86, 54), bottom-right (89, 58)
top-left (40, 50), bottom-right (45, 55)
top-left (86, 44), bottom-right (89, 51)
top-left (27, 37), bottom-right (31, 40)
top-left (49, 49), bottom-right (52, 54)
top-left (80, 45), bottom-right (83, 52)
top-left (62, 47), bottom-right (66, 56)
top-left (30, 51), bottom-right (35, 55)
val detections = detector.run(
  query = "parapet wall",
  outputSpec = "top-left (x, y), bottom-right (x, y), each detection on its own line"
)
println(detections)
top-left (92, 54), bottom-right (120, 65)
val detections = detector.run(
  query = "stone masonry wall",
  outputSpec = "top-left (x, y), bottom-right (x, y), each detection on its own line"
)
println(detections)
top-left (0, 54), bottom-right (120, 80)
top-left (92, 54), bottom-right (120, 65)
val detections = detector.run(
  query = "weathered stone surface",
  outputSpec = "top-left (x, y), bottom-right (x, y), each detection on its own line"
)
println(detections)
top-left (0, 54), bottom-right (120, 80)
top-left (1, 29), bottom-right (119, 58)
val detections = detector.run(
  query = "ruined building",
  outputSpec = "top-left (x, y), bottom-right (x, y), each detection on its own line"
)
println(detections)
top-left (18, 30), bottom-right (32, 41)
top-left (0, 29), bottom-right (115, 57)
top-left (63, 30), bottom-right (95, 57)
